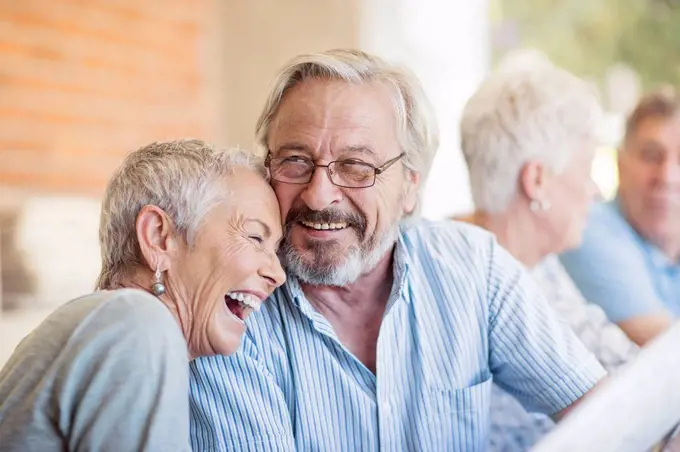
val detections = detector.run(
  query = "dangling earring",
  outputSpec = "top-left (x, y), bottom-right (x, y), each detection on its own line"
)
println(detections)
top-left (530, 199), bottom-right (551, 212)
top-left (151, 266), bottom-right (166, 296)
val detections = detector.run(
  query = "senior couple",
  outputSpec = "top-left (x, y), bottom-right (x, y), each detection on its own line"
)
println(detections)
top-left (0, 49), bottom-right (641, 451)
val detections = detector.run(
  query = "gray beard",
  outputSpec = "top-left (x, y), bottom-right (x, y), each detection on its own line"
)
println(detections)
top-left (280, 222), bottom-right (401, 286)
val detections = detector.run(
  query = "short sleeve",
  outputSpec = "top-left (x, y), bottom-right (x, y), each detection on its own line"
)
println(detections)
top-left (487, 238), bottom-right (606, 414)
top-left (560, 204), bottom-right (668, 322)
top-left (54, 292), bottom-right (192, 452)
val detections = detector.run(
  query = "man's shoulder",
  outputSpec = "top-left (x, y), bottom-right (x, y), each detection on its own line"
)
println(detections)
top-left (399, 218), bottom-right (496, 259)
top-left (586, 200), bottom-right (636, 239)
top-left (571, 201), bottom-right (642, 258)
top-left (400, 217), bottom-right (495, 245)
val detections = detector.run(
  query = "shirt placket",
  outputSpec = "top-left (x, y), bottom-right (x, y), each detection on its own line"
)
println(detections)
top-left (376, 298), bottom-right (406, 452)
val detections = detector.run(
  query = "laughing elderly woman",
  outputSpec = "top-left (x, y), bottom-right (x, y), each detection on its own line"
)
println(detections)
top-left (459, 62), bottom-right (639, 450)
top-left (0, 139), bottom-right (285, 451)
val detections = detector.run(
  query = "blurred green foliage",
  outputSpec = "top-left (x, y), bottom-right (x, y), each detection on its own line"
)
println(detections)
top-left (492, 0), bottom-right (680, 89)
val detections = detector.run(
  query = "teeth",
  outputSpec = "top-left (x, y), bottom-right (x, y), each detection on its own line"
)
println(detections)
top-left (301, 221), bottom-right (348, 230)
top-left (227, 292), bottom-right (261, 312)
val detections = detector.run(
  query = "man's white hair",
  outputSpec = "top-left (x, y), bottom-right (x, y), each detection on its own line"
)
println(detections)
top-left (255, 48), bottom-right (440, 213)
top-left (460, 63), bottom-right (603, 212)
top-left (95, 139), bottom-right (266, 290)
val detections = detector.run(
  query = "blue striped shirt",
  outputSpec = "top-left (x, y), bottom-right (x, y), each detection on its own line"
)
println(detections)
top-left (189, 220), bottom-right (605, 451)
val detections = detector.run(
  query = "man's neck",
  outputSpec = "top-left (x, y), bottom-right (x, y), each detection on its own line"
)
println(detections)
top-left (300, 249), bottom-right (395, 373)
top-left (617, 196), bottom-right (680, 263)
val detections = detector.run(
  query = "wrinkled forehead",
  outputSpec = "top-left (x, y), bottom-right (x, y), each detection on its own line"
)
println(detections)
top-left (268, 78), bottom-right (400, 157)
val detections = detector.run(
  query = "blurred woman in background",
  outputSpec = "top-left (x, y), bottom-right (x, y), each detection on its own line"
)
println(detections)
top-left (459, 61), bottom-right (639, 450)
top-left (0, 139), bottom-right (285, 451)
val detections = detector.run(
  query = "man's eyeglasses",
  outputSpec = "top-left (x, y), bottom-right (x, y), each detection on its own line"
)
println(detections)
top-left (265, 152), bottom-right (406, 188)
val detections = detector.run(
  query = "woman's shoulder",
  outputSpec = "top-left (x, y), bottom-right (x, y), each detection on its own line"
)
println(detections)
top-left (83, 288), bottom-right (175, 322)
top-left (530, 256), bottom-right (638, 370)
top-left (10, 290), bottom-right (182, 364)
top-left (0, 290), bottom-right (186, 400)
top-left (65, 289), bottom-right (183, 346)
top-left (49, 289), bottom-right (175, 334)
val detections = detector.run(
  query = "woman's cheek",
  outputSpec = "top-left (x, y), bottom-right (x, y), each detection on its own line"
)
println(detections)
top-left (228, 248), bottom-right (260, 281)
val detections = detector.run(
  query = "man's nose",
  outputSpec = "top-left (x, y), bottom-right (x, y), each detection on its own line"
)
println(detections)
top-left (299, 166), bottom-right (343, 211)
top-left (658, 158), bottom-right (680, 187)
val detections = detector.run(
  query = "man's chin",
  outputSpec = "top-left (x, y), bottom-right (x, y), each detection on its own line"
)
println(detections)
top-left (289, 252), bottom-right (350, 276)
top-left (289, 233), bottom-right (358, 258)
top-left (282, 248), bottom-right (361, 286)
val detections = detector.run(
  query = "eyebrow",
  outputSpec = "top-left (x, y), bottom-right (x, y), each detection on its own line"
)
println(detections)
top-left (340, 146), bottom-right (377, 158)
top-left (274, 143), bottom-right (312, 154)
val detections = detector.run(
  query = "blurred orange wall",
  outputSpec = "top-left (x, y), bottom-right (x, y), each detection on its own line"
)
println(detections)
top-left (0, 0), bottom-right (223, 195)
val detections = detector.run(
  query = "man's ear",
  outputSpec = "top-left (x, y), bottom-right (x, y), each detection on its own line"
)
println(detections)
top-left (403, 170), bottom-right (421, 215)
top-left (616, 146), bottom-right (627, 174)
top-left (518, 160), bottom-right (548, 202)
top-left (136, 205), bottom-right (176, 272)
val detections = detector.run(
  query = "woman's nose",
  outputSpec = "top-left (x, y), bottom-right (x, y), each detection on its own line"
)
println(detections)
top-left (260, 255), bottom-right (286, 289)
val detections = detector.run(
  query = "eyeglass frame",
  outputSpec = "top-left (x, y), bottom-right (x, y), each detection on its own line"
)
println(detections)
top-left (264, 151), bottom-right (406, 188)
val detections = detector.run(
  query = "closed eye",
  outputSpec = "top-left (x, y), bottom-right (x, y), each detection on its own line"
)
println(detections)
top-left (248, 235), bottom-right (264, 244)
top-left (340, 158), bottom-right (369, 165)
top-left (282, 155), bottom-right (311, 163)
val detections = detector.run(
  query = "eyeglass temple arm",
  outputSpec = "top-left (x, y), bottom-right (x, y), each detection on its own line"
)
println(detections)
top-left (375, 152), bottom-right (406, 174)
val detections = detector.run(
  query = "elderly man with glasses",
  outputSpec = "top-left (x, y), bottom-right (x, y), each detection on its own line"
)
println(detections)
top-left (188, 49), bottom-right (606, 451)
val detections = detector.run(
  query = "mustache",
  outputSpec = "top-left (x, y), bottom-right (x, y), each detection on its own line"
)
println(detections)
top-left (285, 205), bottom-right (367, 236)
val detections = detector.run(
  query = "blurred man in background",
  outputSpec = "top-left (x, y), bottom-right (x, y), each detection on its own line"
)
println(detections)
top-left (561, 88), bottom-right (680, 345)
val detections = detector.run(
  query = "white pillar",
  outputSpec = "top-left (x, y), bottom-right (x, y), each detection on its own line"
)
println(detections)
top-left (360, 0), bottom-right (490, 219)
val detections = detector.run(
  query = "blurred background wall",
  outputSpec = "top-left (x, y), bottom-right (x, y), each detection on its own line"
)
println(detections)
top-left (0, 1), bottom-right (225, 193)
top-left (1, 0), bottom-right (675, 364)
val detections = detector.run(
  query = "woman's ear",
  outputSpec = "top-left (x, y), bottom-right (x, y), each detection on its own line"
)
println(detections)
top-left (136, 205), bottom-right (176, 272)
top-left (519, 160), bottom-right (548, 202)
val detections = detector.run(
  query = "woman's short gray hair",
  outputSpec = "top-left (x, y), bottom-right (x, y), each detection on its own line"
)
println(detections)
top-left (255, 48), bottom-right (440, 197)
top-left (96, 139), bottom-right (266, 290)
top-left (460, 63), bottom-right (603, 212)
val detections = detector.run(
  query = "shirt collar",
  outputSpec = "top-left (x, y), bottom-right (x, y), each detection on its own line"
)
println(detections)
top-left (643, 241), bottom-right (677, 271)
top-left (612, 196), bottom-right (678, 271)
top-left (392, 222), bottom-right (413, 304)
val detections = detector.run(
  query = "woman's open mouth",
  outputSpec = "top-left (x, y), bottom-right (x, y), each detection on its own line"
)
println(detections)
top-left (224, 291), bottom-right (262, 321)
